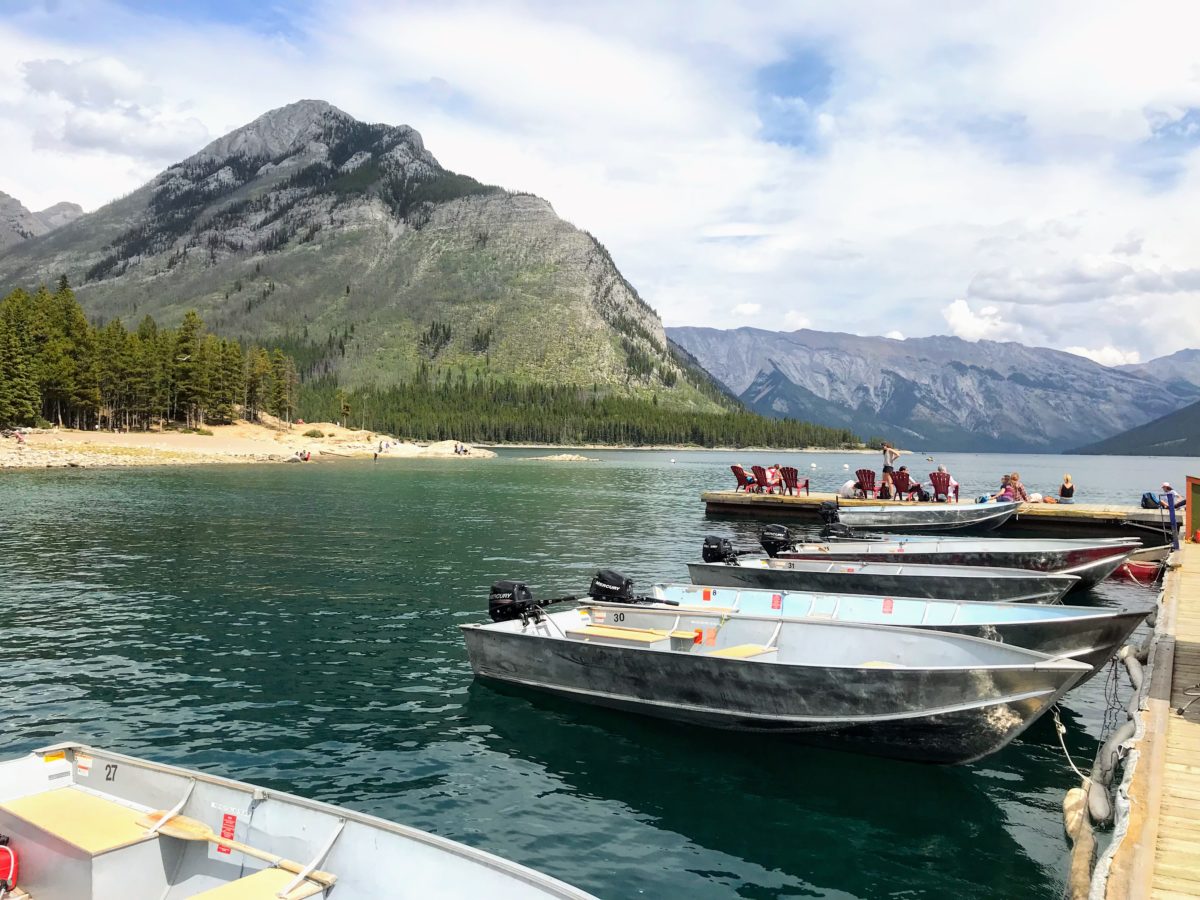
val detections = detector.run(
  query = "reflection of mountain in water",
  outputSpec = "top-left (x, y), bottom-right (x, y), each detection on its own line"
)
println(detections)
top-left (469, 680), bottom-right (1061, 899)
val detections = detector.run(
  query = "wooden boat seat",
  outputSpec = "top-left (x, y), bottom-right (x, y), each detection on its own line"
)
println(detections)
top-left (190, 868), bottom-right (325, 899)
top-left (569, 624), bottom-right (695, 643)
top-left (0, 787), bottom-right (152, 854)
top-left (706, 644), bottom-right (775, 659)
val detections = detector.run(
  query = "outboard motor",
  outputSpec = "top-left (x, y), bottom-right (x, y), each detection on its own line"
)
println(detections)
top-left (759, 524), bottom-right (792, 558)
top-left (588, 569), bottom-right (636, 604)
top-left (701, 535), bottom-right (736, 564)
top-left (821, 522), bottom-right (858, 540)
top-left (488, 580), bottom-right (537, 622)
top-left (819, 501), bottom-right (840, 526)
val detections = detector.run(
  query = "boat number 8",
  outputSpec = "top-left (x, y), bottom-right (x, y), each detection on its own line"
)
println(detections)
top-left (612, 612), bottom-right (625, 623)
top-left (105, 764), bottom-right (118, 782)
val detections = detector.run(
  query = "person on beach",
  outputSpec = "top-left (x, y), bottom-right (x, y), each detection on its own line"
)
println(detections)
top-left (881, 441), bottom-right (902, 473)
top-left (1058, 474), bottom-right (1075, 504)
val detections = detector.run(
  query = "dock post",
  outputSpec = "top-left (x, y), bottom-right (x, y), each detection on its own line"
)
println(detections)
top-left (1168, 498), bottom-right (1179, 550)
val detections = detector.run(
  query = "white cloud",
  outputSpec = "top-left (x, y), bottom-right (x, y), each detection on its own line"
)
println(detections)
top-left (942, 299), bottom-right (1015, 342)
top-left (1064, 345), bottom-right (1142, 366)
top-left (885, 330), bottom-right (904, 340)
top-left (732, 302), bottom-right (762, 316)
top-left (1, 1), bottom-right (1200, 363)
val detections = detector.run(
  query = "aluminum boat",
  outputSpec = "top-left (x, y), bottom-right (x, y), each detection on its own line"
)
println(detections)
top-left (824, 499), bottom-right (1020, 534)
top-left (688, 556), bottom-right (1079, 604)
top-left (648, 583), bottom-right (1150, 673)
top-left (461, 605), bottom-right (1090, 764)
top-left (765, 534), bottom-right (1138, 589)
top-left (0, 743), bottom-right (592, 899)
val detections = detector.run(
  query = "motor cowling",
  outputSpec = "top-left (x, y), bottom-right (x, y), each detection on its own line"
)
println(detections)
top-left (702, 535), bottom-right (736, 564)
top-left (819, 501), bottom-right (840, 525)
top-left (588, 569), bottom-right (635, 603)
top-left (759, 524), bottom-right (792, 558)
top-left (488, 580), bottom-right (536, 622)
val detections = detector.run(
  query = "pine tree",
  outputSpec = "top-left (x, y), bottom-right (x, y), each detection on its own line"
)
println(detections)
top-left (0, 290), bottom-right (40, 426)
top-left (174, 310), bottom-right (206, 427)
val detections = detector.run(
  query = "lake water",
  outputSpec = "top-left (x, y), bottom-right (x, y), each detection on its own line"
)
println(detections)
top-left (0, 449), bottom-right (1194, 898)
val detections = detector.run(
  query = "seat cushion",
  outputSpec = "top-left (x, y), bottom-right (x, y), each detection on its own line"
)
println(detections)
top-left (1, 787), bottom-right (151, 854)
top-left (190, 868), bottom-right (324, 899)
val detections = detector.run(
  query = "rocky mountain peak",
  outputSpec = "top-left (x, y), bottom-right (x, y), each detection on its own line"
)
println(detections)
top-left (187, 99), bottom-right (352, 166)
top-left (0, 190), bottom-right (82, 250)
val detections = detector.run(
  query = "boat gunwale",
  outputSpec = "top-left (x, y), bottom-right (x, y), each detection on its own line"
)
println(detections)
top-left (699, 557), bottom-right (1083, 583)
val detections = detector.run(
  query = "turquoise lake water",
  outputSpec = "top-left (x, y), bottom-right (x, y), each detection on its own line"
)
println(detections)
top-left (0, 449), bottom-right (1193, 897)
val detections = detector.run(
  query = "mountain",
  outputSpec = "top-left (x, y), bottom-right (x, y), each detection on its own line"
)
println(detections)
top-left (1120, 349), bottom-right (1200, 391)
top-left (0, 191), bottom-right (83, 250)
top-left (0, 100), bottom-right (713, 406)
top-left (1075, 397), bottom-right (1200, 456)
top-left (667, 326), bottom-right (1200, 452)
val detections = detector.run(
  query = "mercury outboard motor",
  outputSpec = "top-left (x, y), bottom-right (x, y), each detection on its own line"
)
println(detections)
top-left (819, 501), bottom-right (840, 526)
top-left (759, 524), bottom-right (792, 558)
top-left (588, 569), bottom-right (636, 604)
top-left (701, 535), bottom-right (737, 564)
top-left (488, 580), bottom-right (537, 622)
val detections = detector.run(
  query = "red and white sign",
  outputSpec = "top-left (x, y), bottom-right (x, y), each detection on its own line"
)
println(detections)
top-left (76, 753), bottom-right (92, 777)
top-left (882, 598), bottom-right (894, 614)
top-left (771, 593), bottom-right (782, 610)
top-left (217, 814), bottom-right (237, 854)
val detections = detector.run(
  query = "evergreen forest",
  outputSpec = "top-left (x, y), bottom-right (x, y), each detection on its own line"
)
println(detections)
top-left (0, 281), bottom-right (858, 448)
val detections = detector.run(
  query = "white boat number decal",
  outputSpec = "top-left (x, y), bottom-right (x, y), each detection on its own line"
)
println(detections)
top-left (105, 763), bottom-right (118, 782)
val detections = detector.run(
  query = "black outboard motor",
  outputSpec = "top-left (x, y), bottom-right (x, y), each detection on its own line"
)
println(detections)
top-left (588, 569), bottom-right (636, 604)
top-left (488, 580), bottom-right (537, 622)
top-left (819, 501), bottom-right (840, 526)
top-left (759, 524), bottom-right (792, 558)
top-left (822, 522), bottom-right (858, 540)
top-left (701, 535), bottom-right (736, 564)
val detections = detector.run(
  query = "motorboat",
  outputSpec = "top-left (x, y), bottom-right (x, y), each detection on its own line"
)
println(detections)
top-left (461, 599), bottom-right (1090, 765)
top-left (759, 528), bottom-right (1138, 590)
top-left (647, 583), bottom-right (1151, 673)
top-left (821, 499), bottom-right (1020, 534)
top-left (689, 553), bottom-right (1078, 604)
top-left (0, 742), bottom-right (593, 899)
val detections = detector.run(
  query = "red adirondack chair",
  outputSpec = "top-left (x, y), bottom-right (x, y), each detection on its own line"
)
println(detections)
top-left (890, 470), bottom-right (921, 500)
top-left (779, 466), bottom-right (809, 496)
top-left (730, 464), bottom-right (755, 492)
top-left (929, 471), bottom-right (959, 502)
top-left (855, 468), bottom-right (879, 498)
top-left (751, 465), bottom-right (781, 494)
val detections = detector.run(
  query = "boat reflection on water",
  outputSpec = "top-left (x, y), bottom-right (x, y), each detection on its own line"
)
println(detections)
top-left (467, 681), bottom-right (1068, 899)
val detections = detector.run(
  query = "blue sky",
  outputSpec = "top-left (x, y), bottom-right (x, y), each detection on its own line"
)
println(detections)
top-left (3, 0), bottom-right (1200, 363)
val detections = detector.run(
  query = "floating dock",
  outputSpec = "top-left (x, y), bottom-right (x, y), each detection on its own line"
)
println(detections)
top-left (700, 490), bottom-right (1177, 540)
top-left (1102, 539), bottom-right (1200, 898)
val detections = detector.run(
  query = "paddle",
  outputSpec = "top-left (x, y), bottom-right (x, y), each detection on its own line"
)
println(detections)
top-left (136, 811), bottom-right (336, 886)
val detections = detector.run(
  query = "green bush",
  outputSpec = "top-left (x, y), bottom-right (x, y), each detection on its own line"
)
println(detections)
top-left (303, 428), bottom-right (325, 438)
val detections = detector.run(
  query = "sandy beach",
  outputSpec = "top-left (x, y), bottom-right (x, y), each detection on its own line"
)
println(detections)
top-left (0, 420), bottom-right (496, 469)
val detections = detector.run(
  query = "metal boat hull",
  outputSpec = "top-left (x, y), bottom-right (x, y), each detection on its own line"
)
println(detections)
top-left (650, 584), bottom-right (1150, 675)
top-left (462, 610), bottom-right (1088, 765)
top-left (688, 558), bottom-right (1078, 604)
top-left (832, 500), bottom-right (1020, 534)
top-left (778, 538), bottom-right (1137, 589)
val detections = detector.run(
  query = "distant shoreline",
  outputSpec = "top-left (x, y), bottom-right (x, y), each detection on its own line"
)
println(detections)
top-left (481, 442), bottom-right (874, 454)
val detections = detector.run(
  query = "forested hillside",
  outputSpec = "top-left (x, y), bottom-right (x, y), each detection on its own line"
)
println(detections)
top-left (0, 280), bottom-right (297, 430)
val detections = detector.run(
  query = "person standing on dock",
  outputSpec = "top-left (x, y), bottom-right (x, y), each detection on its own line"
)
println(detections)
top-left (881, 441), bottom-right (902, 474)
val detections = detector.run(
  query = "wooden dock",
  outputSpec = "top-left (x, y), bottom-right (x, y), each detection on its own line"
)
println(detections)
top-left (1105, 540), bottom-right (1200, 898)
top-left (701, 490), bottom-right (1177, 540)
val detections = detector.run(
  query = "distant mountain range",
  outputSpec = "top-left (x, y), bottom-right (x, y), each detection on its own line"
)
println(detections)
top-left (1076, 397), bottom-right (1200, 456)
top-left (0, 100), bottom-right (718, 409)
top-left (0, 191), bottom-right (82, 250)
top-left (667, 326), bottom-right (1200, 452)
top-left (1119, 349), bottom-right (1200, 392)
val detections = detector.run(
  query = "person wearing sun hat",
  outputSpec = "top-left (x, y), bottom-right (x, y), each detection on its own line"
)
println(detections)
top-left (1160, 481), bottom-right (1186, 509)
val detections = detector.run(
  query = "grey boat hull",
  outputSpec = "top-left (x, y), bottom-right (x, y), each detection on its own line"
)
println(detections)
top-left (778, 538), bottom-right (1137, 589)
top-left (831, 500), bottom-right (1020, 534)
top-left (462, 612), bottom-right (1088, 765)
top-left (688, 558), bottom-right (1079, 604)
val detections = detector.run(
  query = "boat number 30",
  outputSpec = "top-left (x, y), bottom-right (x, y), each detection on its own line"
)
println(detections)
top-left (611, 612), bottom-right (626, 623)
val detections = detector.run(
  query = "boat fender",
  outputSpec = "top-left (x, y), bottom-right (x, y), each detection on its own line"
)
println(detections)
top-left (759, 524), bottom-right (792, 558)
top-left (0, 835), bottom-right (17, 892)
top-left (1118, 645), bottom-right (1144, 693)
top-left (1087, 719), bottom-right (1136, 826)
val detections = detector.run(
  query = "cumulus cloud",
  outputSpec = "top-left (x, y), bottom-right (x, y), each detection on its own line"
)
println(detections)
top-left (942, 299), bottom-right (1016, 342)
top-left (733, 302), bottom-right (762, 316)
top-left (1064, 345), bottom-right (1142, 366)
top-left (885, 330), bottom-right (904, 340)
top-left (783, 310), bottom-right (811, 329)
top-left (22, 56), bottom-right (157, 109)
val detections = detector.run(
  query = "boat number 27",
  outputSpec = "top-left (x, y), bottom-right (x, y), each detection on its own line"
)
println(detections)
top-left (104, 763), bottom-right (118, 782)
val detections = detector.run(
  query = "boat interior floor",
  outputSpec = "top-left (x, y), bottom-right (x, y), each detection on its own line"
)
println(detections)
top-left (0, 785), bottom-right (326, 899)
